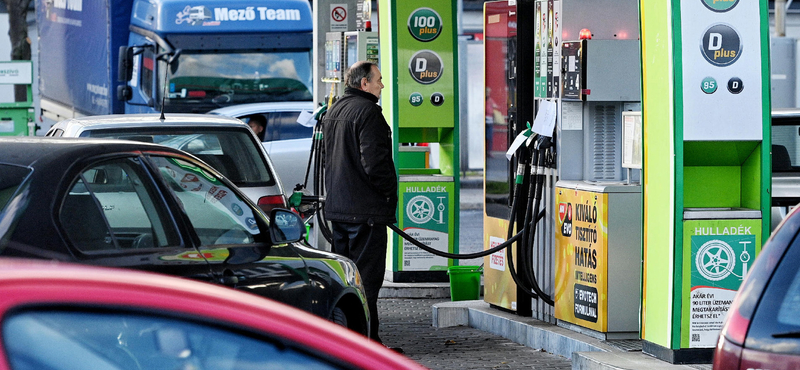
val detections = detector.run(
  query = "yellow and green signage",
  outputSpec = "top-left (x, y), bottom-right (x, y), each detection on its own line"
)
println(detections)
top-left (380, 0), bottom-right (460, 280)
top-left (681, 219), bottom-right (760, 348)
top-left (397, 180), bottom-right (455, 271)
top-left (640, 0), bottom-right (770, 360)
top-left (555, 188), bottom-right (608, 332)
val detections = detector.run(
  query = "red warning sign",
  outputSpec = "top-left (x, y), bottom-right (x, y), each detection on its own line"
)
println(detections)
top-left (330, 4), bottom-right (347, 31)
top-left (332, 6), bottom-right (346, 22)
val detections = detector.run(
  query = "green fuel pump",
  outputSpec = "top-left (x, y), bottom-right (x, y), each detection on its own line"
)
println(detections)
top-left (0, 61), bottom-right (35, 136)
top-left (640, 0), bottom-right (771, 364)
top-left (379, 0), bottom-right (461, 283)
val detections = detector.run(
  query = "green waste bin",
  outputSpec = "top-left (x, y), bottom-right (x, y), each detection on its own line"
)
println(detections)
top-left (447, 266), bottom-right (482, 301)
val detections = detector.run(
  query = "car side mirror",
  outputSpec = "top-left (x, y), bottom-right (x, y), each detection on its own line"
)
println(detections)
top-left (268, 209), bottom-right (305, 244)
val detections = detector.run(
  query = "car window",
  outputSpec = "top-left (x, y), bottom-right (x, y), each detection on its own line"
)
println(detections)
top-left (745, 233), bottom-right (800, 354)
top-left (140, 47), bottom-right (155, 99)
top-left (773, 124), bottom-right (800, 172)
top-left (264, 111), bottom-right (312, 141)
top-left (0, 164), bottom-right (31, 213)
top-left (148, 156), bottom-right (262, 246)
top-left (82, 128), bottom-right (274, 187)
top-left (59, 157), bottom-right (180, 252)
top-left (45, 128), bottom-right (64, 137)
top-left (3, 309), bottom-right (343, 370)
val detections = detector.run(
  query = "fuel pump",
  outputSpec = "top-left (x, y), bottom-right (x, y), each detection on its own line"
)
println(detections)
top-left (302, 30), bottom-right (380, 248)
top-left (323, 31), bottom-right (379, 105)
top-left (482, 0), bottom-right (643, 334)
top-left (554, 34), bottom-right (643, 339)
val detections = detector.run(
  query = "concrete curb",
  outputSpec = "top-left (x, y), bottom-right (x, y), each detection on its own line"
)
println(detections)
top-left (379, 281), bottom-right (484, 299)
top-left (432, 300), bottom-right (618, 360)
top-left (432, 301), bottom-right (713, 370)
top-left (572, 352), bottom-right (711, 370)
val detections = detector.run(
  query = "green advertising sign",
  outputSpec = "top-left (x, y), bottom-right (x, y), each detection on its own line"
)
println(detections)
top-left (394, 1), bottom-right (456, 128)
top-left (407, 7), bottom-right (442, 42)
top-left (682, 219), bottom-right (760, 349)
top-left (397, 180), bottom-right (455, 271)
top-left (702, 0), bottom-right (739, 12)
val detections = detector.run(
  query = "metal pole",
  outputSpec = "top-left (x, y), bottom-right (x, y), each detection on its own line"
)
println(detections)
top-left (777, 0), bottom-right (786, 37)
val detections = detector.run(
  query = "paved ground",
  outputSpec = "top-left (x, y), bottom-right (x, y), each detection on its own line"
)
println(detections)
top-left (377, 185), bottom-right (572, 369)
top-left (378, 298), bottom-right (572, 370)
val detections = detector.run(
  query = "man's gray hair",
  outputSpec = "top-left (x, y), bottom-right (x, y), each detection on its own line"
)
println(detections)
top-left (345, 61), bottom-right (377, 89)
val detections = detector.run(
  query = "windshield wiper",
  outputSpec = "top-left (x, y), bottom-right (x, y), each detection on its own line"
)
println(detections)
top-left (772, 331), bottom-right (800, 338)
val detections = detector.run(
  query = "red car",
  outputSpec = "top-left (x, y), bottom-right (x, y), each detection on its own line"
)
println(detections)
top-left (714, 204), bottom-right (800, 369)
top-left (0, 259), bottom-right (425, 370)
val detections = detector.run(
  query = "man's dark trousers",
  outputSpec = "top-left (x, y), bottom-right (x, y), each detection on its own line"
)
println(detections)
top-left (331, 221), bottom-right (387, 343)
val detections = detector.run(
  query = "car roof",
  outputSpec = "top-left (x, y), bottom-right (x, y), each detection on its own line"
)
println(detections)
top-left (209, 101), bottom-right (315, 117)
top-left (54, 113), bottom-right (248, 133)
top-left (773, 108), bottom-right (800, 125)
top-left (0, 258), bottom-right (424, 370)
top-left (0, 137), bottom-right (187, 168)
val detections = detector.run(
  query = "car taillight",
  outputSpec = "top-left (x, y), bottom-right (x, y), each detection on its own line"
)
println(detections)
top-left (712, 332), bottom-right (743, 370)
top-left (712, 295), bottom-right (750, 369)
top-left (721, 306), bottom-right (750, 345)
top-left (258, 195), bottom-right (286, 214)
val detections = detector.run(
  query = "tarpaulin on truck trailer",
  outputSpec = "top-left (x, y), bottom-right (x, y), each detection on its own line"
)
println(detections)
top-left (37, 0), bottom-right (133, 115)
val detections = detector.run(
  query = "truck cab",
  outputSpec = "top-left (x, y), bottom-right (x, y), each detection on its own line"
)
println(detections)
top-left (121, 0), bottom-right (313, 114)
top-left (37, 0), bottom-right (313, 123)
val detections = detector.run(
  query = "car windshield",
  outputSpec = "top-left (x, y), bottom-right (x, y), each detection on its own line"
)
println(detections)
top-left (160, 51), bottom-right (313, 113)
top-left (4, 310), bottom-right (342, 370)
top-left (81, 128), bottom-right (275, 187)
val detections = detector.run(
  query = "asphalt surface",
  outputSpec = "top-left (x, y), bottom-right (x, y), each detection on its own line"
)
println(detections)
top-left (378, 298), bottom-right (572, 370)
top-left (374, 181), bottom-right (572, 369)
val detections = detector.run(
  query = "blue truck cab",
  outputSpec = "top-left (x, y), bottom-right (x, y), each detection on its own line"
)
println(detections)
top-left (37, 0), bottom-right (313, 121)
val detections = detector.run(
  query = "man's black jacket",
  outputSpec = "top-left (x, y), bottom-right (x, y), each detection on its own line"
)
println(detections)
top-left (322, 87), bottom-right (398, 224)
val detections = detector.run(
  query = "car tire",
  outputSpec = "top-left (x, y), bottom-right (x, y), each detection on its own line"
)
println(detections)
top-left (331, 306), bottom-right (348, 327)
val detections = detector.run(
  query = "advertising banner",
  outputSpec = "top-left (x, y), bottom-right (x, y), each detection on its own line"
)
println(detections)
top-left (394, 0), bottom-right (456, 129)
top-left (680, 0), bottom-right (764, 140)
top-left (397, 180), bottom-right (455, 271)
top-left (37, 0), bottom-right (119, 115)
top-left (555, 187), bottom-right (608, 332)
top-left (484, 221), bottom-right (517, 311)
top-left (682, 219), bottom-right (760, 348)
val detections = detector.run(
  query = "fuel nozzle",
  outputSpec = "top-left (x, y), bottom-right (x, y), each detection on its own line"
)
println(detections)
top-left (535, 135), bottom-right (553, 150)
top-left (289, 186), bottom-right (324, 217)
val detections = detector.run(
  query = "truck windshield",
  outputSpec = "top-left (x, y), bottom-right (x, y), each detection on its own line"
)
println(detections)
top-left (159, 51), bottom-right (312, 113)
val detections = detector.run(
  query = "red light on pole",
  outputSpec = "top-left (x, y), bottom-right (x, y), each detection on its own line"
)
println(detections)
top-left (579, 28), bottom-right (592, 40)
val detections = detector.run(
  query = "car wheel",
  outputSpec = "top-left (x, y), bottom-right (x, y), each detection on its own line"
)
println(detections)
top-left (331, 306), bottom-right (348, 327)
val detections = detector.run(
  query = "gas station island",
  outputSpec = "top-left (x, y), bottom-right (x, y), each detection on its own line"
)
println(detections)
top-left (476, 0), bottom-right (770, 364)
top-left (319, 0), bottom-right (770, 364)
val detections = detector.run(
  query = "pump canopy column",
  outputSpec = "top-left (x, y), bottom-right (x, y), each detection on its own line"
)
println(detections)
top-left (640, 0), bottom-right (771, 363)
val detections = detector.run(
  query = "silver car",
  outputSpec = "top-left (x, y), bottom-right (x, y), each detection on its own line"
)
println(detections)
top-left (46, 114), bottom-right (288, 213)
top-left (772, 109), bottom-right (800, 231)
top-left (210, 101), bottom-right (315, 192)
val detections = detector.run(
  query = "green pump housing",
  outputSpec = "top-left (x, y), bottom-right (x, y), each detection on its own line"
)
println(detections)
top-left (379, 0), bottom-right (461, 283)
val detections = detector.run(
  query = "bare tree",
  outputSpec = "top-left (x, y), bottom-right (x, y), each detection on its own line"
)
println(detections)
top-left (5, 0), bottom-right (32, 101)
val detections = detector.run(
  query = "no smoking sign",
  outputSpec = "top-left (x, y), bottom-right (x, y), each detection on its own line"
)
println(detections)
top-left (330, 4), bottom-right (348, 31)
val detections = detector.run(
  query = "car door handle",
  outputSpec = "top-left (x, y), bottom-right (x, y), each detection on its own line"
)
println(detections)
top-left (219, 269), bottom-right (241, 286)
top-left (219, 275), bottom-right (239, 285)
